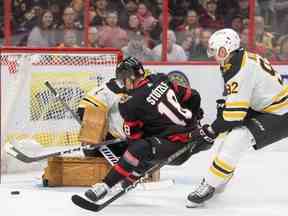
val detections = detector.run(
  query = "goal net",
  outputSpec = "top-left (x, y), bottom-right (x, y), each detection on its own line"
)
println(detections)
top-left (0, 47), bottom-right (122, 174)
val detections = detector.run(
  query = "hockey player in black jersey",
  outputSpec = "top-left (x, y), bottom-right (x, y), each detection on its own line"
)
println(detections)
top-left (83, 56), bottom-right (211, 203)
top-left (186, 28), bottom-right (288, 208)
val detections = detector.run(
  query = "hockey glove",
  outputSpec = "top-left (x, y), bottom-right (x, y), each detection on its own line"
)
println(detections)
top-left (190, 124), bottom-right (216, 154)
top-left (196, 108), bottom-right (204, 120)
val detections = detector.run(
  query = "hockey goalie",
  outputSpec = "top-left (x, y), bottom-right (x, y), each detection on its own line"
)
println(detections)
top-left (42, 74), bottom-right (131, 186)
top-left (77, 76), bottom-right (128, 158)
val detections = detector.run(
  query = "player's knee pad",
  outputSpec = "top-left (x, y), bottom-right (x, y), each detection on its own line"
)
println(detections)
top-left (245, 112), bottom-right (288, 150)
top-left (119, 139), bottom-right (155, 173)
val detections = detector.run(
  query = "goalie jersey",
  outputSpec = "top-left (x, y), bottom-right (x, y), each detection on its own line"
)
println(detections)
top-left (212, 48), bottom-right (288, 134)
top-left (78, 79), bottom-right (126, 139)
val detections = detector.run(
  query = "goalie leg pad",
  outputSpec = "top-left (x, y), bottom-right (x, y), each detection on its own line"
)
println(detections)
top-left (78, 100), bottom-right (108, 144)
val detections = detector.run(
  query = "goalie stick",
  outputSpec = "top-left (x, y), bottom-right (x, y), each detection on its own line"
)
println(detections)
top-left (7, 81), bottom-right (123, 165)
top-left (6, 138), bottom-right (124, 163)
top-left (71, 140), bottom-right (196, 212)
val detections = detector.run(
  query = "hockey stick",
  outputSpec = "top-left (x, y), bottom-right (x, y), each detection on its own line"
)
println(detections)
top-left (71, 140), bottom-right (197, 212)
top-left (6, 138), bottom-right (124, 163)
top-left (44, 81), bottom-right (120, 165)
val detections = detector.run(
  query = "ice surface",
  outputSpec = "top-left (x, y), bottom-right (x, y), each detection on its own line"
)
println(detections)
top-left (1, 139), bottom-right (288, 216)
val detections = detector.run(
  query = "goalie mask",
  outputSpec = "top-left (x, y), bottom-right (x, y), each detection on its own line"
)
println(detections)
top-left (115, 57), bottom-right (145, 82)
top-left (207, 28), bottom-right (240, 65)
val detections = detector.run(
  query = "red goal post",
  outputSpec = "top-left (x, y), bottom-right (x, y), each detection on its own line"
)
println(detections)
top-left (0, 47), bottom-right (123, 175)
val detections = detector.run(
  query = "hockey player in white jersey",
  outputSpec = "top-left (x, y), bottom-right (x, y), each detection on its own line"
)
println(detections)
top-left (186, 28), bottom-right (288, 207)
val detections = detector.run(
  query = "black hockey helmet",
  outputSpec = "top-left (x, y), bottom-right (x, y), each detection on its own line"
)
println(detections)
top-left (115, 57), bottom-right (145, 81)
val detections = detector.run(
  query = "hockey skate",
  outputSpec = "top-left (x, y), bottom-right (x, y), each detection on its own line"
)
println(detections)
top-left (186, 178), bottom-right (215, 208)
top-left (84, 183), bottom-right (110, 202)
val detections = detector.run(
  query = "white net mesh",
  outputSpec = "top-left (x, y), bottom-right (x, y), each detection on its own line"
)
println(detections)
top-left (0, 48), bottom-right (121, 173)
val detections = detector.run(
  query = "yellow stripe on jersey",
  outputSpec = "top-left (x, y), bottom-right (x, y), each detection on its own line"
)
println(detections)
top-left (271, 86), bottom-right (288, 102)
top-left (223, 101), bottom-right (249, 121)
top-left (225, 101), bottom-right (250, 109)
top-left (263, 101), bottom-right (288, 113)
top-left (240, 51), bottom-right (248, 69)
top-left (247, 52), bottom-right (257, 61)
top-left (85, 95), bottom-right (108, 110)
top-left (223, 110), bottom-right (247, 121)
top-left (263, 86), bottom-right (288, 113)
top-left (79, 96), bottom-right (108, 112)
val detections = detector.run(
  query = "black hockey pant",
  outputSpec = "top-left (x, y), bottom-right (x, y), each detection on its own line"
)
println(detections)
top-left (103, 137), bottom-right (193, 187)
top-left (245, 112), bottom-right (288, 150)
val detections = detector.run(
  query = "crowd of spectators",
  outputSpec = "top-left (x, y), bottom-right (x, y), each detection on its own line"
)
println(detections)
top-left (0, 0), bottom-right (288, 61)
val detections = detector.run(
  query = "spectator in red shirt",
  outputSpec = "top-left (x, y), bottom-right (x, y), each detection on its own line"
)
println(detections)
top-left (199, 0), bottom-right (224, 31)
top-left (97, 11), bottom-right (128, 49)
top-left (136, 2), bottom-right (157, 33)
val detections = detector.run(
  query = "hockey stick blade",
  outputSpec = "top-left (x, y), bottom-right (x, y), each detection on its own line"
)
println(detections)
top-left (7, 145), bottom-right (80, 163)
top-left (72, 192), bottom-right (125, 212)
top-left (6, 145), bottom-right (37, 163)
top-left (72, 195), bottom-right (104, 212)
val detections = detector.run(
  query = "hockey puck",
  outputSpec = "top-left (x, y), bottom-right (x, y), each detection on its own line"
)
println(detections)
top-left (11, 191), bottom-right (20, 195)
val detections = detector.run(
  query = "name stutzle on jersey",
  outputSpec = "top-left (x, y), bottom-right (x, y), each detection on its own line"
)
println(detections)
top-left (146, 81), bottom-right (169, 105)
top-left (119, 74), bottom-right (201, 139)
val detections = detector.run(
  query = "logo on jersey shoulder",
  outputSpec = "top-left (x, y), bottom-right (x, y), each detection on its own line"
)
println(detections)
top-left (119, 94), bottom-right (132, 104)
top-left (167, 70), bottom-right (190, 87)
top-left (146, 81), bottom-right (169, 105)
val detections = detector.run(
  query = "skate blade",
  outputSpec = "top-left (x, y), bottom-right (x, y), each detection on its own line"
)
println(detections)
top-left (185, 200), bottom-right (204, 208)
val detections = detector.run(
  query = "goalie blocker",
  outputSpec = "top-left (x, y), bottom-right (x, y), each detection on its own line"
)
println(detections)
top-left (76, 78), bottom-right (129, 157)
top-left (78, 98), bottom-right (109, 145)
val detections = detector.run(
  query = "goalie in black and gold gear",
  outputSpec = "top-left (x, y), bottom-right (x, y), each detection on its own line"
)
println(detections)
top-left (76, 68), bottom-right (128, 157)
